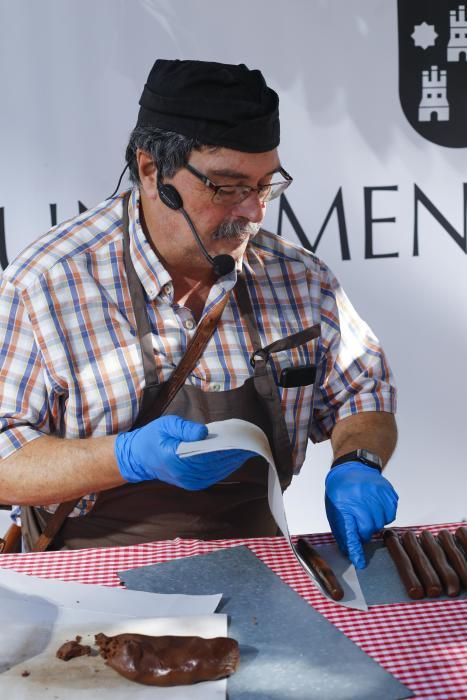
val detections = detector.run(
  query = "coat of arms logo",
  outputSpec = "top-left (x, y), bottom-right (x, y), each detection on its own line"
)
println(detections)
top-left (398, 1), bottom-right (467, 147)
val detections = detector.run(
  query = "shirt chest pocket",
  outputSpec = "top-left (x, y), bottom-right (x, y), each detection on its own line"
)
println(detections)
top-left (256, 323), bottom-right (322, 389)
top-left (269, 345), bottom-right (318, 389)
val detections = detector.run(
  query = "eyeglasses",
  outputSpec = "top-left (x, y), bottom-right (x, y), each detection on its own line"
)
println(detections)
top-left (185, 163), bottom-right (293, 206)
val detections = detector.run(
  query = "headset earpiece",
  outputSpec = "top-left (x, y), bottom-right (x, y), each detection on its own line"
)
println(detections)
top-left (157, 181), bottom-right (183, 210)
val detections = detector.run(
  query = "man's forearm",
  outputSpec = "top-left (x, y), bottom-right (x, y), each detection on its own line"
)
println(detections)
top-left (330, 411), bottom-right (397, 467)
top-left (0, 435), bottom-right (126, 505)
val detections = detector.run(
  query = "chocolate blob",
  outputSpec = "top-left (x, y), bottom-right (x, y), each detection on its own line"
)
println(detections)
top-left (95, 633), bottom-right (240, 686)
top-left (438, 529), bottom-right (467, 589)
top-left (56, 639), bottom-right (91, 661)
top-left (401, 531), bottom-right (442, 598)
top-left (383, 529), bottom-right (425, 599)
top-left (419, 530), bottom-right (461, 597)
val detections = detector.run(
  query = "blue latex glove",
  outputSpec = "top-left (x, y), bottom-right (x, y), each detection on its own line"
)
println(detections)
top-left (325, 461), bottom-right (398, 569)
top-left (115, 415), bottom-right (257, 490)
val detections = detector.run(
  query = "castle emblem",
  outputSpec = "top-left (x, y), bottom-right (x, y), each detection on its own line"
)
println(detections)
top-left (398, 1), bottom-right (467, 147)
top-left (418, 66), bottom-right (449, 122)
top-left (447, 5), bottom-right (467, 61)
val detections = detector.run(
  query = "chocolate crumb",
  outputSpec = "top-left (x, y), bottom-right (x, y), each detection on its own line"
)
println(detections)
top-left (56, 640), bottom-right (91, 661)
top-left (21, 670), bottom-right (30, 677)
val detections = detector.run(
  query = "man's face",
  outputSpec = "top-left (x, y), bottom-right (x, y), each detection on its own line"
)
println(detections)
top-left (162, 146), bottom-right (282, 264)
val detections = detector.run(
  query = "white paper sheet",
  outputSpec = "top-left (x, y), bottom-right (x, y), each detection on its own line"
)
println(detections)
top-left (0, 570), bottom-right (228, 698)
top-left (0, 569), bottom-right (221, 617)
top-left (0, 612), bottom-right (227, 699)
top-left (177, 418), bottom-right (368, 610)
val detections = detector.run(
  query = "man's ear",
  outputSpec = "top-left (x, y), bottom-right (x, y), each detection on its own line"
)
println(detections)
top-left (136, 149), bottom-right (157, 195)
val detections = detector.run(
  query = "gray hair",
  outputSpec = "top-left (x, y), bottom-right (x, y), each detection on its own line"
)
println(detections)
top-left (125, 126), bottom-right (208, 184)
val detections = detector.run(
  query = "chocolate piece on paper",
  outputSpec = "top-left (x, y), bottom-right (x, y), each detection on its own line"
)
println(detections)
top-left (95, 632), bottom-right (239, 686)
top-left (295, 538), bottom-right (344, 601)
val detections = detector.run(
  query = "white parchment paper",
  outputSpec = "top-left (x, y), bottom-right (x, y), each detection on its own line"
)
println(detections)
top-left (178, 418), bottom-right (368, 610)
top-left (0, 569), bottom-right (221, 617)
top-left (0, 612), bottom-right (227, 699)
top-left (0, 570), bottom-right (227, 698)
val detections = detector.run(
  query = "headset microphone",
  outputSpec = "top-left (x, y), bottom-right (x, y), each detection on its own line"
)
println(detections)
top-left (157, 180), bottom-right (235, 277)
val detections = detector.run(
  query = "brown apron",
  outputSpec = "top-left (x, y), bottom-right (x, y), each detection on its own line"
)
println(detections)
top-left (21, 198), bottom-right (319, 550)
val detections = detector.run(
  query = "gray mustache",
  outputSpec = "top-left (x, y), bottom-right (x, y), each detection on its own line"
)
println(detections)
top-left (213, 219), bottom-right (261, 241)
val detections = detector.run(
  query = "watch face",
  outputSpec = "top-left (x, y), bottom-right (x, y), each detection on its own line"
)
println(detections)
top-left (358, 449), bottom-right (383, 468)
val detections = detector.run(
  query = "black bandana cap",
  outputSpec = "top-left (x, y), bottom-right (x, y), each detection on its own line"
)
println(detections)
top-left (137, 59), bottom-right (280, 153)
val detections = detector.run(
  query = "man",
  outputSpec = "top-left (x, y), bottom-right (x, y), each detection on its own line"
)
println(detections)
top-left (0, 60), bottom-right (398, 565)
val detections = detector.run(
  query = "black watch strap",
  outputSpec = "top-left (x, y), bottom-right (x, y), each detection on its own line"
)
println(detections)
top-left (331, 449), bottom-right (383, 473)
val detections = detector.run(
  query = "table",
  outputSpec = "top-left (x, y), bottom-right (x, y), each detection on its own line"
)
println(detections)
top-left (1, 522), bottom-right (466, 699)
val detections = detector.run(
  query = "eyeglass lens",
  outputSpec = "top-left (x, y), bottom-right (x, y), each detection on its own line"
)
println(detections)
top-left (212, 180), bottom-right (290, 205)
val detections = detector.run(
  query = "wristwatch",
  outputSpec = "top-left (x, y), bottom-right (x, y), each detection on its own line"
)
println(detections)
top-left (331, 449), bottom-right (383, 473)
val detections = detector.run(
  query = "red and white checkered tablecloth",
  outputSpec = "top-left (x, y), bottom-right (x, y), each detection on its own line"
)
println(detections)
top-left (0, 522), bottom-right (466, 699)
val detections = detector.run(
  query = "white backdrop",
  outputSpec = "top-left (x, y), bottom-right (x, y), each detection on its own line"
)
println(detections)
top-left (0, 0), bottom-right (465, 533)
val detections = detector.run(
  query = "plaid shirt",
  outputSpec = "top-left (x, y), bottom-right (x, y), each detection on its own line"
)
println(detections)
top-left (0, 189), bottom-right (395, 514)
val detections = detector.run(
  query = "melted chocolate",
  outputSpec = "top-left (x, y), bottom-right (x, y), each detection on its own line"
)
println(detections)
top-left (419, 530), bottom-right (460, 597)
top-left (401, 531), bottom-right (442, 598)
top-left (95, 633), bottom-right (239, 686)
top-left (56, 639), bottom-right (91, 661)
top-left (383, 529), bottom-right (424, 599)
top-left (438, 529), bottom-right (467, 589)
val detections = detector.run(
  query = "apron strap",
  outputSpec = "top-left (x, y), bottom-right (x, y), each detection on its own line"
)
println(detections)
top-left (147, 293), bottom-right (229, 417)
top-left (233, 272), bottom-right (263, 350)
top-left (31, 499), bottom-right (78, 552)
top-left (234, 274), bottom-right (297, 481)
top-left (122, 191), bottom-right (158, 386)
top-left (234, 272), bottom-right (320, 363)
top-left (250, 324), bottom-right (321, 366)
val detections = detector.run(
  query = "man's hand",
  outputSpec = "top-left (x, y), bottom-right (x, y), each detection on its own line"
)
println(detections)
top-left (325, 461), bottom-right (398, 569)
top-left (114, 415), bottom-right (257, 490)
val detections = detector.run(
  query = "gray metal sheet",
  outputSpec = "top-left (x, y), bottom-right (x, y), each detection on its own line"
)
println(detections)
top-left (119, 546), bottom-right (413, 700)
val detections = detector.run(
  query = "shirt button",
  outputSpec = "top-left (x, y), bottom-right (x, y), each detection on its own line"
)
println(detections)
top-left (211, 383), bottom-right (221, 392)
top-left (184, 319), bottom-right (195, 330)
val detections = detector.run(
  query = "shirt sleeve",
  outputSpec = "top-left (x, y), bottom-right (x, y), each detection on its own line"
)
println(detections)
top-left (0, 278), bottom-right (53, 459)
top-left (309, 261), bottom-right (396, 443)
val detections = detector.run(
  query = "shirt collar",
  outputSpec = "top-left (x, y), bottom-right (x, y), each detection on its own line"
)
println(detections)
top-left (127, 187), bottom-right (171, 301)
